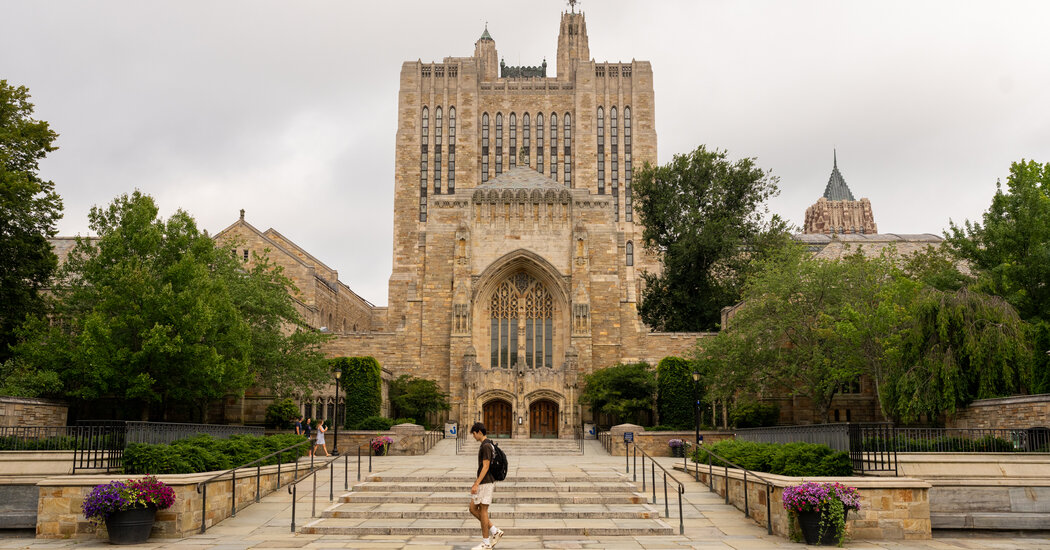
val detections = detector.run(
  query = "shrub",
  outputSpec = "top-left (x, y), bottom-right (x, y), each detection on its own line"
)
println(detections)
top-left (354, 416), bottom-right (394, 431)
top-left (645, 425), bottom-right (677, 431)
top-left (692, 439), bottom-right (853, 477)
top-left (657, 356), bottom-right (697, 430)
top-left (389, 375), bottom-right (450, 429)
top-left (730, 402), bottom-right (780, 428)
top-left (392, 418), bottom-right (417, 425)
top-left (265, 398), bottom-right (301, 429)
top-left (123, 433), bottom-right (309, 475)
top-left (580, 362), bottom-right (656, 425)
top-left (333, 356), bottom-right (382, 429)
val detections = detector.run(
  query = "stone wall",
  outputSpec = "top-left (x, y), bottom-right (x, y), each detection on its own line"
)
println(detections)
top-left (604, 425), bottom-right (733, 457)
top-left (946, 394), bottom-right (1050, 429)
top-left (36, 463), bottom-right (313, 539)
top-left (680, 464), bottom-right (932, 541)
top-left (0, 397), bottom-right (68, 427)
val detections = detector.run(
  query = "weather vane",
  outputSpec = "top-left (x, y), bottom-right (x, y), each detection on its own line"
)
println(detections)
top-left (568, 0), bottom-right (580, 14)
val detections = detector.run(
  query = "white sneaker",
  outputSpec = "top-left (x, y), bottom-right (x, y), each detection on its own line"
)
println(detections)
top-left (470, 543), bottom-right (492, 550)
top-left (490, 528), bottom-right (504, 547)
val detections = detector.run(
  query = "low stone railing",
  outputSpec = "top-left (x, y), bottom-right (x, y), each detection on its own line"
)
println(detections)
top-left (677, 461), bottom-right (932, 540)
top-left (605, 424), bottom-right (734, 456)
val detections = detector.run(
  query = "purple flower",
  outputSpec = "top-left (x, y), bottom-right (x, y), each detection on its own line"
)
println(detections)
top-left (82, 476), bottom-right (177, 524)
top-left (781, 482), bottom-right (861, 514)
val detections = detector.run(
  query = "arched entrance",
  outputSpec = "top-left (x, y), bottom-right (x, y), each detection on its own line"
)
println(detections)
top-left (529, 399), bottom-right (559, 438)
top-left (483, 399), bottom-right (513, 438)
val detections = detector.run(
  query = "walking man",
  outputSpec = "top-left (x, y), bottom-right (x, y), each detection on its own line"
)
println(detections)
top-left (468, 422), bottom-right (503, 549)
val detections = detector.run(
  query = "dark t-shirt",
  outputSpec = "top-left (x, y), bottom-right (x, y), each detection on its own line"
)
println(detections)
top-left (477, 439), bottom-right (495, 485)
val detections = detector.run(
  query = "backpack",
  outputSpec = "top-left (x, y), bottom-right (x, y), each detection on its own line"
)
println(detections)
top-left (487, 440), bottom-right (509, 481)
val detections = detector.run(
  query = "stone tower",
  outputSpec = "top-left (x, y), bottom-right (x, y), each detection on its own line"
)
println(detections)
top-left (804, 151), bottom-right (878, 235)
top-left (325, 8), bottom-right (698, 438)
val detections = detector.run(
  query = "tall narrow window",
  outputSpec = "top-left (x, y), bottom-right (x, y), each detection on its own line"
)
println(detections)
top-left (481, 112), bottom-right (490, 183)
top-left (625, 106), bottom-right (633, 222)
top-left (611, 106), bottom-right (619, 220)
top-left (626, 241), bottom-right (634, 266)
top-left (596, 107), bottom-right (605, 194)
top-left (564, 113), bottom-right (571, 186)
top-left (495, 113), bottom-right (503, 176)
top-left (509, 113), bottom-right (517, 168)
top-left (490, 272), bottom-right (554, 369)
top-left (420, 106), bottom-right (428, 222)
top-left (522, 113), bottom-right (530, 166)
top-left (447, 107), bottom-right (456, 193)
top-left (550, 113), bottom-right (558, 180)
top-left (536, 113), bottom-right (544, 174)
top-left (434, 107), bottom-right (442, 194)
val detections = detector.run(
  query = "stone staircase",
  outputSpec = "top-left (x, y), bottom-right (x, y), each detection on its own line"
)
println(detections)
top-left (301, 470), bottom-right (673, 537)
top-left (456, 437), bottom-right (584, 455)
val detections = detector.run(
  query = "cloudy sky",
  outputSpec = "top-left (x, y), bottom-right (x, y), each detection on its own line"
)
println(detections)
top-left (4, 1), bottom-right (1048, 305)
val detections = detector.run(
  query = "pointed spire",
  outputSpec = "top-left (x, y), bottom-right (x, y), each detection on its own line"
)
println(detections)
top-left (479, 23), bottom-right (493, 42)
top-left (823, 151), bottom-right (856, 201)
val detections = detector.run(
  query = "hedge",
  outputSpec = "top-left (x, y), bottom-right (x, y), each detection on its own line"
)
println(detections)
top-left (730, 402), bottom-right (780, 428)
top-left (691, 439), bottom-right (853, 477)
top-left (656, 356), bottom-right (697, 430)
top-left (123, 433), bottom-right (309, 475)
top-left (333, 356), bottom-right (382, 429)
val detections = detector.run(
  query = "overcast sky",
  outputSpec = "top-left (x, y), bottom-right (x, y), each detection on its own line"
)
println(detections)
top-left (4, 1), bottom-right (1048, 306)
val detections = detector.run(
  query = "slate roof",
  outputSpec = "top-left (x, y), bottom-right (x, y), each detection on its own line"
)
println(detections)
top-left (477, 166), bottom-right (566, 191)
top-left (823, 150), bottom-right (856, 201)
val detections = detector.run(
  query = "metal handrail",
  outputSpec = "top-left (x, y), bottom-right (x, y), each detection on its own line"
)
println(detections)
top-left (422, 428), bottom-right (443, 454)
top-left (690, 443), bottom-right (775, 535)
top-left (195, 438), bottom-right (311, 533)
top-left (631, 444), bottom-right (685, 535)
top-left (288, 446), bottom-right (366, 532)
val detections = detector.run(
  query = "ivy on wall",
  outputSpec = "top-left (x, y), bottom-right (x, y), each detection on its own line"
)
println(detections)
top-left (332, 356), bottom-right (382, 429)
top-left (657, 356), bottom-right (700, 430)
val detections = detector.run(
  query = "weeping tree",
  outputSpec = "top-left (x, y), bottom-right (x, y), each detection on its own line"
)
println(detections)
top-left (579, 362), bottom-right (656, 426)
top-left (883, 288), bottom-right (1032, 423)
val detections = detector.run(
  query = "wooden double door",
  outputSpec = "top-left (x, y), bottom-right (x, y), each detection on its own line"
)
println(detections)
top-left (529, 399), bottom-right (559, 438)
top-left (483, 399), bottom-right (513, 438)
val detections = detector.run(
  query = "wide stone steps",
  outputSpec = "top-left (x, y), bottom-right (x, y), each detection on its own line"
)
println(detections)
top-left (338, 491), bottom-right (649, 504)
top-left (300, 517), bottom-right (673, 536)
top-left (352, 481), bottom-right (637, 492)
top-left (322, 502), bottom-right (662, 519)
top-left (456, 438), bottom-right (584, 455)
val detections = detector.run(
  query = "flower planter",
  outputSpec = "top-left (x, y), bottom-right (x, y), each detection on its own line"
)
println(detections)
top-left (373, 446), bottom-right (386, 456)
top-left (796, 510), bottom-right (841, 545)
top-left (671, 446), bottom-right (685, 458)
top-left (105, 506), bottom-right (156, 545)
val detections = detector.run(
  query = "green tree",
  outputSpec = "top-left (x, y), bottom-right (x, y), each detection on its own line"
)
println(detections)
top-left (946, 159), bottom-right (1050, 392)
top-left (656, 356), bottom-right (697, 429)
top-left (633, 145), bottom-right (790, 331)
top-left (884, 288), bottom-right (1031, 423)
top-left (0, 80), bottom-right (63, 363)
top-left (334, 356), bottom-right (382, 428)
top-left (579, 362), bottom-right (656, 426)
top-left (13, 191), bottom-right (329, 419)
top-left (389, 375), bottom-right (450, 429)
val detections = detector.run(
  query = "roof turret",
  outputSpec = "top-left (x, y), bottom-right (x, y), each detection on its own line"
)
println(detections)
top-left (479, 25), bottom-right (493, 42)
top-left (823, 149), bottom-right (856, 201)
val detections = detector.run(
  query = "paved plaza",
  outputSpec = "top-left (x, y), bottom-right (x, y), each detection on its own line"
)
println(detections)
top-left (3, 440), bottom-right (1048, 549)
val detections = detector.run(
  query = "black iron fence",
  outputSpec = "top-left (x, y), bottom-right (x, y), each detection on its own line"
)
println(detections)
top-left (0, 421), bottom-right (266, 473)
top-left (732, 423), bottom-right (1049, 475)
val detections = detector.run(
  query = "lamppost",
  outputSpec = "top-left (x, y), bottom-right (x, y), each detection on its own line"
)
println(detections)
top-left (333, 369), bottom-right (342, 455)
top-left (691, 370), bottom-right (701, 447)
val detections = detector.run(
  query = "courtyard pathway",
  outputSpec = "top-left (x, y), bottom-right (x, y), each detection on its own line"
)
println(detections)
top-left (2, 440), bottom-right (1048, 549)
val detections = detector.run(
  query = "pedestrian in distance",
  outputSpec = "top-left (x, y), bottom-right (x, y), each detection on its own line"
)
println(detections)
top-left (313, 419), bottom-right (329, 457)
top-left (468, 422), bottom-right (503, 549)
top-left (293, 415), bottom-right (303, 435)
top-left (302, 417), bottom-right (313, 457)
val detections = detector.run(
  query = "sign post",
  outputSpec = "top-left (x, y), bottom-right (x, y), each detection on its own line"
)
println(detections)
top-left (623, 432), bottom-right (634, 473)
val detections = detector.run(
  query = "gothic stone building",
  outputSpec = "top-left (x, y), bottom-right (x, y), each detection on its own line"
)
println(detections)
top-left (325, 10), bottom-right (701, 438)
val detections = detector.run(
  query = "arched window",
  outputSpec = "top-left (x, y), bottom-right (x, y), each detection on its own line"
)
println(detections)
top-left (447, 107), bottom-right (456, 193)
top-left (434, 107), bottom-right (442, 194)
top-left (481, 112), bottom-right (490, 183)
top-left (625, 106), bottom-right (632, 222)
top-left (509, 113), bottom-right (517, 168)
top-left (611, 106), bottom-right (619, 220)
top-left (495, 113), bottom-right (503, 176)
top-left (490, 272), bottom-right (554, 369)
top-left (550, 113), bottom-right (558, 180)
top-left (522, 113), bottom-right (530, 166)
top-left (420, 107), bottom-right (428, 221)
top-left (626, 241), bottom-right (634, 266)
top-left (536, 112), bottom-right (544, 174)
top-left (596, 107), bottom-right (605, 194)
top-left (563, 113), bottom-right (571, 186)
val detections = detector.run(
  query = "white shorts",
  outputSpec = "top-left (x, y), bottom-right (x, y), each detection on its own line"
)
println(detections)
top-left (471, 482), bottom-right (494, 505)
